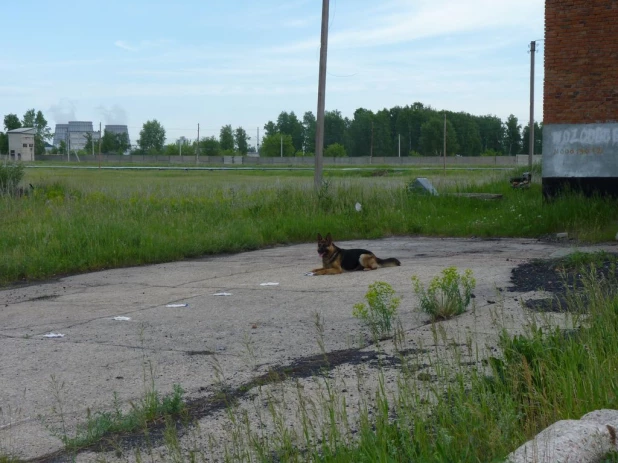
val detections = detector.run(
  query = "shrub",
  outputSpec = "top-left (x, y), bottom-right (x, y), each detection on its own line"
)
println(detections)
top-left (412, 267), bottom-right (475, 321)
top-left (481, 149), bottom-right (501, 157)
top-left (353, 281), bottom-right (400, 339)
top-left (324, 143), bottom-right (347, 158)
top-left (0, 161), bottom-right (25, 195)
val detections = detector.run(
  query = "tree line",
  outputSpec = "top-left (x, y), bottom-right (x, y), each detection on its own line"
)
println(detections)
top-left (1, 102), bottom-right (542, 157)
top-left (258, 103), bottom-right (542, 157)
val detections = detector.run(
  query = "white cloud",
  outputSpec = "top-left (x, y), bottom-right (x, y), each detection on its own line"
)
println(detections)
top-left (114, 39), bottom-right (172, 52)
top-left (114, 40), bottom-right (138, 52)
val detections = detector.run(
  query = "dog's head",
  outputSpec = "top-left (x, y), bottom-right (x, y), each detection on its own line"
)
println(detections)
top-left (316, 233), bottom-right (334, 258)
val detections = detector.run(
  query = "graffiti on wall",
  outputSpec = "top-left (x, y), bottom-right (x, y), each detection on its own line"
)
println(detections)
top-left (543, 123), bottom-right (618, 177)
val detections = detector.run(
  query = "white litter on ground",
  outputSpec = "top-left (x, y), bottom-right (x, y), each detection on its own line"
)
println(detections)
top-left (166, 303), bottom-right (189, 308)
top-left (355, 202), bottom-right (362, 212)
top-left (260, 282), bottom-right (279, 286)
top-left (43, 333), bottom-right (65, 338)
top-left (213, 292), bottom-right (232, 296)
top-left (112, 316), bottom-right (131, 321)
top-left (304, 272), bottom-right (315, 276)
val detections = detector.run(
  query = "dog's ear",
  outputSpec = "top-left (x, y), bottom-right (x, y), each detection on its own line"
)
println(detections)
top-left (325, 232), bottom-right (332, 243)
top-left (317, 233), bottom-right (323, 241)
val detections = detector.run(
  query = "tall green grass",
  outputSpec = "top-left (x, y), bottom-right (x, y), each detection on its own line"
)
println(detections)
top-left (1, 167), bottom-right (617, 285)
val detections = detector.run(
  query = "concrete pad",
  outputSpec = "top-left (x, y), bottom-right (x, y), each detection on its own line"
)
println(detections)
top-left (0, 237), bottom-right (615, 460)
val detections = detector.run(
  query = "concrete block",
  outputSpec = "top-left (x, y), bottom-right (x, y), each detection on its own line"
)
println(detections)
top-left (507, 419), bottom-right (617, 463)
top-left (408, 177), bottom-right (438, 196)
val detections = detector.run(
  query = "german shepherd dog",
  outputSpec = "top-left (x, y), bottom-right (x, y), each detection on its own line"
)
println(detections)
top-left (310, 233), bottom-right (401, 275)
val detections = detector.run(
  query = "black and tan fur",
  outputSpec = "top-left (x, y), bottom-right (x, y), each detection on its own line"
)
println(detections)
top-left (310, 233), bottom-right (401, 275)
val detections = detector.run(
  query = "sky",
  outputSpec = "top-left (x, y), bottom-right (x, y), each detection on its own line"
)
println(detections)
top-left (1, 0), bottom-right (545, 146)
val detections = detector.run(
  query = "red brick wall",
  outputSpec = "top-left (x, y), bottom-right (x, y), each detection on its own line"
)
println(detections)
top-left (544, 0), bottom-right (618, 124)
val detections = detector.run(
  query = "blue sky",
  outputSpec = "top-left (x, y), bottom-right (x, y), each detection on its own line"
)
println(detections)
top-left (1, 0), bottom-right (544, 146)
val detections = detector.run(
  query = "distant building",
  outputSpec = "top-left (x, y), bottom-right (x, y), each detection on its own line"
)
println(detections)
top-left (52, 124), bottom-right (68, 147)
top-left (52, 121), bottom-right (100, 152)
top-left (104, 125), bottom-right (130, 145)
top-left (7, 127), bottom-right (36, 161)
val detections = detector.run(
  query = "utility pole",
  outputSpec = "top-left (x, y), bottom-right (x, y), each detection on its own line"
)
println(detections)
top-left (257, 127), bottom-right (260, 155)
top-left (98, 122), bottom-right (101, 168)
top-left (370, 121), bottom-right (374, 160)
top-left (528, 40), bottom-right (536, 170)
top-left (398, 134), bottom-right (401, 157)
top-left (196, 123), bottom-right (200, 165)
top-left (443, 113), bottom-right (447, 173)
top-left (314, 0), bottom-right (329, 189)
top-left (280, 134), bottom-right (283, 157)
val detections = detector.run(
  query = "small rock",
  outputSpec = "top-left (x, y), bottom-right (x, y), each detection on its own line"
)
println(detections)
top-left (556, 232), bottom-right (568, 239)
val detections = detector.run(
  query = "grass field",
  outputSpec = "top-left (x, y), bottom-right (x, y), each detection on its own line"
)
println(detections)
top-left (1, 164), bottom-right (617, 286)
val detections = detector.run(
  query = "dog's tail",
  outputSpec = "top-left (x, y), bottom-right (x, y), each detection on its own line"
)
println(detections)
top-left (376, 257), bottom-right (401, 267)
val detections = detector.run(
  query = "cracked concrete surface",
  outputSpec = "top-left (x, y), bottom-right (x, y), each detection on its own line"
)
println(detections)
top-left (1, 237), bottom-right (615, 461)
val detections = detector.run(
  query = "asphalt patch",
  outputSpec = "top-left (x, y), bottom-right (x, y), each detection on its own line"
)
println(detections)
top-left (509, 252), bottom-right (618, 312)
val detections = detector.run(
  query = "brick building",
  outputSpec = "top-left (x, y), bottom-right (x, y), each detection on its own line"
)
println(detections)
top-left (542, 0), bottom-right (618, 197)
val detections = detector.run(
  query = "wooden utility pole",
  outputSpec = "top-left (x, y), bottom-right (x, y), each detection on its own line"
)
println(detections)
top-left (443, 113), bottom-right (447, 173)
top-left (196, 123), bottom-right (200, 165)
top-left (528, 40), bottom-right (536, 170)
top-left (98, 122), bottom-right (101, 169)
top-left (314, 0), bottom-right (329, 189)
top-left (370, 121), bottom-right (374, 159)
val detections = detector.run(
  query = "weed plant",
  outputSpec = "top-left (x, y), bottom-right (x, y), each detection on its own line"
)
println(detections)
top-left (352, 281), bottom-right (400, 339)
top-left (0, 162), bottom-right (24, 195)
top-left (412, 267), bottom-right (476, 320)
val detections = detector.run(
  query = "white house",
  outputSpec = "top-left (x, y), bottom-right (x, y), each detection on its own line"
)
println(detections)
top-left (8, 127), bottom-right (36, 161)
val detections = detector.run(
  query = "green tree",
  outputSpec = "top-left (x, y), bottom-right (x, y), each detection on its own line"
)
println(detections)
top-left (22, 109), bottom-right (36, 128)
top-left (219, 125), bottom-right (235, 151)
top-left (0, 133), bottom-right (7, 154)
top-left (521, 121), bottom-right (543, 155)
top-left (372, 109), bottom-right (393, 156)
top-left (324, 110), bottom-right (347, 148)
top-left (324, 143), bottom-right (347, 157)
top-left (260, 133), bottom-right (294, 157)
top-left (448, 113), bottom-right (482, 156)
top-left (503, 114), bottom-right (522, 155)
top-left (476, 115), bottom-right (504, 153)
top-left (419, 117), bottom-right (459, 156)
top-left (263, 121), bottom-right (278, 138)
top-left (4, 114), bottom-right (21, 131)
top-left (303, 111), bottom-right (316, 154)
top-left (100, 130), bottom-right (115, 153)
top-left (276, 111), bottom-right (304, 152)
top-left (198, 136), bottom-right (221, 156)
top-left (234, 127), bottom-right (250, 155)
top-left (83, 133), bottom-right (94, 153)
top-left (116, 132), bottom-right (130, 153)
top-left (34, 111), bottom-right (52, 141)
top-left (347, 108), bottom-right (374, 157)
top-left (138, 119), bottom-right (166, 154)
